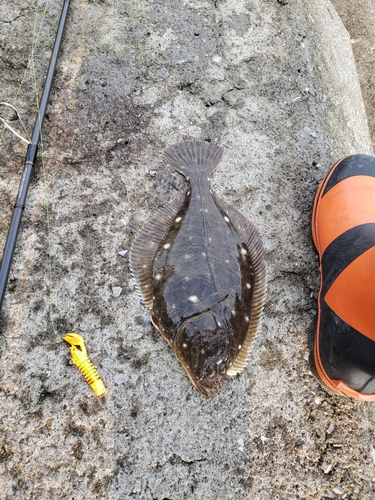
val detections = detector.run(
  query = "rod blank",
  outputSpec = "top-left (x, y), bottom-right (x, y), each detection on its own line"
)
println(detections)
top-left (0, 0), bottom-right (70, 311)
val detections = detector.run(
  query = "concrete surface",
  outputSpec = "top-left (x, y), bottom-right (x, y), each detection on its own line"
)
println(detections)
top-left (1, 0), bottom-right (375, 499)
top-left (331, 0), bottom-right (375, 149)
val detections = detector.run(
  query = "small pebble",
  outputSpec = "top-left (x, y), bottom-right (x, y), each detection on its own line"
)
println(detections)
top-left (112, 286), bottom-right (122, 298)
top-left (326, 489), bottom-right (336, 499)
top-left (149, 170), bottom-right (157, 176)
top-left (237, 437), bottom-right (244, 452)
top-left (260, 436), bottom-right (268, 444)
top-left (324, 464), bottom-right (332, 474)
top-left (118, 250), bottom-right (128, 257)
top-left (370, 446), bottom-right (375, 464)
top-left (156, 68), bottom-right (169, 78)
top-left (110, 193), bottom-right (121, 202)
top-left (115, 374), bottom-right (128, 384)
top-left (311, 381), bottom-right (320, 392)
top-left (333, 485), bottom-right (345, 495)
top-left (326, 423), bottom-right (335, 435)
top-left (132, 480), bottom-right (142, 493)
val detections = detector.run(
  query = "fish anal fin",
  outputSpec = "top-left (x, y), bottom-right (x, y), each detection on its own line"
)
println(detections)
top-left (130, 192), bottom-right (187, 308)
top-left (212, 193), bottom-right (267, 376)
top-left (163, 140), bottom-right (224, 178)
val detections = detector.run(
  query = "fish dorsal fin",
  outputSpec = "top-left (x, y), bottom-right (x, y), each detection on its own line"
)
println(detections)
top-left (163, 140), bottom-right (224, 178)
top-left (130, 192), bottom-right (187, 308)
top-left (212, 192), bottom-right (267, 376)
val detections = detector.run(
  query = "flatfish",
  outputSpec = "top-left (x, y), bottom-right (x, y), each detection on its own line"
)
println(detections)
top-left (130, 140), bottom-right (266, 397)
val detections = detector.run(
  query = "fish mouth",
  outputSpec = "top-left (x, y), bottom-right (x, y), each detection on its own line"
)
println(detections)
top-left (181, 362), bottom-right (226, 398)
top-left (174, 312), bottom-right (227, 397)
top-left (191, 372), bottom-right (226, 398)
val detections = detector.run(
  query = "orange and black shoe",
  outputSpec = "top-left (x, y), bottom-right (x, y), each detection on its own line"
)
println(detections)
top-left (310, 154), bottom-right (375, 400)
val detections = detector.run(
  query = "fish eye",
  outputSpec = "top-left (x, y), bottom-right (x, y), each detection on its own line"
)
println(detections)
top-left (218, 363), bottom-right (226, 375)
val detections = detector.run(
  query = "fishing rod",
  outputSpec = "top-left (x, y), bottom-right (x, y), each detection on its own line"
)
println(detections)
top-left (0, 0), bottom-right (70, 311)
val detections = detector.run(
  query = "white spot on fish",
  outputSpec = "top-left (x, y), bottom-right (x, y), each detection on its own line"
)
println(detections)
top-left (185, 254), bottom-right (191, 259)
top-left (216, 358), bottom-right (223, 365)
top-left (182, 343), bottom-right (187, 348)
top-left (202, 252), bottom-right (206, 257)
top-left (225, 259), bottom-right (229, 264)
top-left (217, 321), bottom-right (221, 327)
top-left (205, 208), bottom-right (208, 213)
top-left (200, 349), bottom-right (205, 354)
top-left (232, 310), bottom-right (236, 316)
top-left (241, 248), bottom-right (247, 255)
top-left (175, 217), bottom-right (182, 223)
top-left (155, 274), bottom-right (162, 280)
top-left (246, 283), bottom-right (251, 289)
top-left (143, 264), bottom-right (147, 268)
top-left (189, 295), bottom-right (199, 303)
top-left (238, 344), bottom-right (242, 349)
top-left (245, 316), bottom-right (249, 322)
top-left (163, 243), bottom-right (171, 249)
top-left (224, 216), bottom-right (229, 223)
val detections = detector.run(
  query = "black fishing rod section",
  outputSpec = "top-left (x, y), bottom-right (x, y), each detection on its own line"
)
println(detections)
top-left (0, 0), bottom-right (71, 311)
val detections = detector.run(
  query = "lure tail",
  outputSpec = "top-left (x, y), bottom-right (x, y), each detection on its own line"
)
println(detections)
top-left (163, 140), bottom-right (223, 178)
top-left (63, 333), bottom-right (106, 396)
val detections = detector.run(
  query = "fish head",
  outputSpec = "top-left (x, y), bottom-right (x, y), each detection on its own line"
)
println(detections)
top-left (174, 312), bottom-right (228, 397)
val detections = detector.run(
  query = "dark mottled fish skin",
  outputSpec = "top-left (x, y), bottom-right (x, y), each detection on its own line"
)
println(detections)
top-left (130, 140), bottom-right (266, 397)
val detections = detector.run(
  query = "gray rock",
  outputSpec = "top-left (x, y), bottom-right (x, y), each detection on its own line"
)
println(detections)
top-left (112, 286), bottom-right (123, 298)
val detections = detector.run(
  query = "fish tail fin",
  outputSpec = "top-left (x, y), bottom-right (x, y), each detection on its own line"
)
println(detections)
top-left (163, 140), bottom-right (224, 178)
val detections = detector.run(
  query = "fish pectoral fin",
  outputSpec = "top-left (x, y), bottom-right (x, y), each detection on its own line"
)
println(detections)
top-left (194, 292), bottom-right (228, 312)
top-left (180, 292), bottom-right (228, 322)
top-left (130, 191), bottom-right (187, 308)
top-left (212, 192), bottom-right (267, 376)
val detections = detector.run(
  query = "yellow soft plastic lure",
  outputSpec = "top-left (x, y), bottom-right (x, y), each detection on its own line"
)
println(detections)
top-left (63, 333), bottom-right (106, 396)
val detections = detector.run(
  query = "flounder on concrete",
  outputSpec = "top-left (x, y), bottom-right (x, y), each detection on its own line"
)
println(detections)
top-left (130, 140), bottom-right (266, 397)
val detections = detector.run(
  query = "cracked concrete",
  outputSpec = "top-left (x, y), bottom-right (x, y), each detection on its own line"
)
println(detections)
top-left (1, 0), bottom-right (375, 499)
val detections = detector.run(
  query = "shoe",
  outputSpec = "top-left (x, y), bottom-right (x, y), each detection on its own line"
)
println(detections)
top-left (310, 154), bottom-right (375, 400)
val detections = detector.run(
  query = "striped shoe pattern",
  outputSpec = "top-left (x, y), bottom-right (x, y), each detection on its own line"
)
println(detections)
top-left (310, 154), bottom-right (375, 400)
